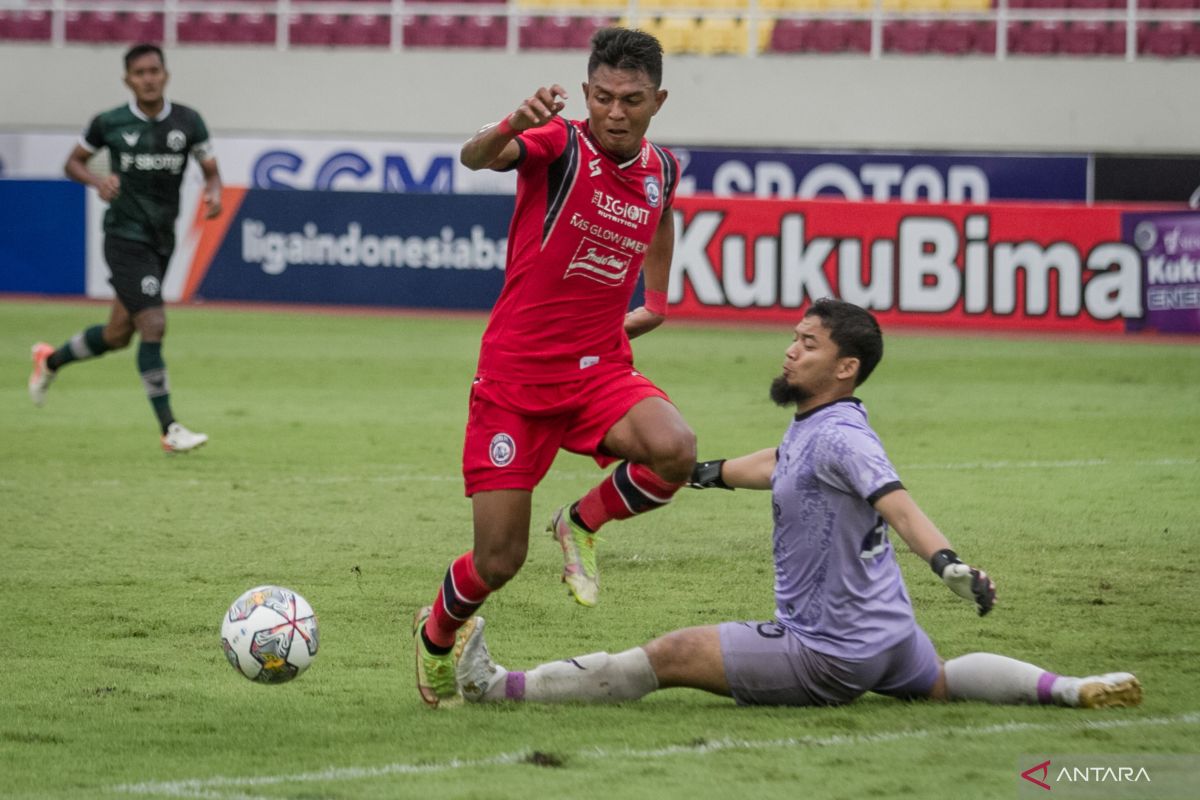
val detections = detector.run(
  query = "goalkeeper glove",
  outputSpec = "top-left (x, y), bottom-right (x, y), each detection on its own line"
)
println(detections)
top-left (930, 548), bottom-right (995, 616)
top-left (688, 459), bottom-right (732, 490)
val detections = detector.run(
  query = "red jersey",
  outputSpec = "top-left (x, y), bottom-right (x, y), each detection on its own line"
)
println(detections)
top-left (476, 117), bottom-right (679, 384)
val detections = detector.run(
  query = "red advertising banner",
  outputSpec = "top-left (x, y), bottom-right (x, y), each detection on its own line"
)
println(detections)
top-left (669, 197), bottom-right (1144, 333)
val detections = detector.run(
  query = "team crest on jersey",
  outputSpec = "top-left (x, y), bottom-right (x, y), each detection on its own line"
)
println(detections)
top-left (489, 433), bottom-right (516, 467)
top-left (565, 236), bottom-right (633, 286)
top-left (644, 176), bottom-right (661, 208)
top-left (141, 276), bottom-right (161, 297)
top-left (166, 130), bottom-right (186, 152)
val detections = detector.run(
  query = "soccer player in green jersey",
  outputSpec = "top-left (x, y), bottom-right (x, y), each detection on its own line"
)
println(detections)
top-left (28, 43), bottom-right (222, 453)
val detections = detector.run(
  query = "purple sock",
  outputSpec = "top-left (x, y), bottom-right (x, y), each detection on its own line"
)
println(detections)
top-left (505, 671), bottom-right (526, 701)
top-left (1036, 671), bottom-right (1060, 705)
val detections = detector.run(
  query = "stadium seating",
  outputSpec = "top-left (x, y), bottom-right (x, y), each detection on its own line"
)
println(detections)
top-left (403, 13), bottom-right (506, 48)
top-left (1008, 19), bottom-right (1061, 53)
top-left (175, 11), bottom-right (276, 43)
top-left (4, 0), bottom-right (1200, 58)
top-left (885, 19), bottom-right (936, 52)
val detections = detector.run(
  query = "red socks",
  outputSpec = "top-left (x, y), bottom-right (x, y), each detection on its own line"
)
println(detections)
top-left (425, 551), bottom-right (491, 649)
top-left (574, 461), bottom-right (683, 532)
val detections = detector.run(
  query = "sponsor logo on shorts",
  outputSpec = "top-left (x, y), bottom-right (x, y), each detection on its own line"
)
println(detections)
top-left (141, 276), bottom-right (161, 297)
top-left (579, 356), bottom-right (599, 370)
top-left (565, 236), bottom-right (632, 286)
top-left (167, 130), bottom-right (186, 152)
top-left (489, 433), bottom-right (515, 467)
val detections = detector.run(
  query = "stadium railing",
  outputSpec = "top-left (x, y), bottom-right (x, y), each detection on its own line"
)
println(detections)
top-left (0, 0), bottom-right (1198, 58)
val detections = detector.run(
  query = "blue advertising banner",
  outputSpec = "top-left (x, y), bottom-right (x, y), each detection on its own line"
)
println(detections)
top-left (671, 148), bottom-right (1089, 203)
top-left (1124, 211), bottom-right (1200, 334)
top-left (0, 180), bottom-right (85, 294)
top-left (193, 190), bottom-right (515, 310)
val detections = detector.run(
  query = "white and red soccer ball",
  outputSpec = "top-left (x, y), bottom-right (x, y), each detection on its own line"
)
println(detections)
top-left (221, 585), bottom-right (319, 684)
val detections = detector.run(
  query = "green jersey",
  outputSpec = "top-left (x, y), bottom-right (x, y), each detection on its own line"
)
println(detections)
top-left (82, 100), bottom-right (214, 256)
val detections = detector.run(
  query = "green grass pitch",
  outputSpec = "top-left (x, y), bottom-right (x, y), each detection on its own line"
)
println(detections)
top-left (2, 299), bottom-right (1198, 799)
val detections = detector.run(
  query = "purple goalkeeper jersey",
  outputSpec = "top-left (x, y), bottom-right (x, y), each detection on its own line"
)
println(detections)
top-left (771, 397), bottom-right (913, 660)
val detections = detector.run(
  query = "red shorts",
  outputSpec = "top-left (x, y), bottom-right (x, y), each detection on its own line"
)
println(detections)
top-left (462, 362), bottom-right (670, 495)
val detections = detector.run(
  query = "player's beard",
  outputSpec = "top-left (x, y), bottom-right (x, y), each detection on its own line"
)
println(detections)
top-left (770, 373), bottom-right (811, 407)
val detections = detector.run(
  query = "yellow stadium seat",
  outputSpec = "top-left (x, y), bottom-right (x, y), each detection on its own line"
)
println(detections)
top-left (695, 0), bottom-right (750, 10)
top-left (696, 17), bottom-right (746, 54)
top-left (752, 18), bottom-right (775, 52)
top-left (944, 0), bottom-right (991, 10)
top-left (638, 0), bottom-right (672, 9)
top-left (900, 0), bottom-right (949, 10)
top-left (823, 0), bottom-right (871, 11)
top-left (779, 0), bottom-right (825, 11)
top-left (657, 16), bottom-right (700, 53)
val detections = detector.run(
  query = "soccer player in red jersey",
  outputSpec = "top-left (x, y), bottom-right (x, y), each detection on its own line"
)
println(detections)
top-left (414, 27), bottom-right (697, 707)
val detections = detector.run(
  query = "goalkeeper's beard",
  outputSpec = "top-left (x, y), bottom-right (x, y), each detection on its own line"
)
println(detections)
top-left (770, 373), bottom-right (812, 407)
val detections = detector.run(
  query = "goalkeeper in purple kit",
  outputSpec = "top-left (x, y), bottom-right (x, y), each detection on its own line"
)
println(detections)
top-left (450, 299), bottom-right (1143, 710)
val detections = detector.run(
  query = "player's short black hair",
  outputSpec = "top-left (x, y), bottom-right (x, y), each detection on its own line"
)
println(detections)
top-left (124, 43), bottom-right (165, 71)
top-left (588, 28), bottom-right (664, 87)
top-left (805, 298), bottom-right (884, 386)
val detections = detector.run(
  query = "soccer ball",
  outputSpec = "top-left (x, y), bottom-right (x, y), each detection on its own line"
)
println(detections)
top-left (220, 585), bottom-right (319, 684)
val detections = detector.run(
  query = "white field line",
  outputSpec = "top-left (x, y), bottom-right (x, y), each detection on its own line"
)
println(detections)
top-left (2, 457), bottom-right (1197, 492)
top-left (111, 711), bottom-right (1200, 799)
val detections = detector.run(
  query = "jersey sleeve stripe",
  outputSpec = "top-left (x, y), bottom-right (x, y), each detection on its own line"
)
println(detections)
top-left (867, 481), bottom-right (905, 506)
top-left (651, 143), bottom-right (678, 206)
top-left (542, 123), bottom-right (579, 245)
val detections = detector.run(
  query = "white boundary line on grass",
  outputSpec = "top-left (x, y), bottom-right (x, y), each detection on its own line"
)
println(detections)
top-left (112, 711), bottom-right (1200, 799)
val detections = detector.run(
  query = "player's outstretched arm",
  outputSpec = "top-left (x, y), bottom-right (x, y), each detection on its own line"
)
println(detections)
top-left (874, 489), bottom-right (996, 616)
top-left (460, 84), bottom-right (567, 172)
top-left (688, 448), bottom-right (776, 491)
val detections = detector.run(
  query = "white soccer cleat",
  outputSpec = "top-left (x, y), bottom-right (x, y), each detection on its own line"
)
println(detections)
top-left (161, 422), bottom-right (209, 454)
top-left (28, 342), bottom-right (56, 407)
top-left (1064, 672), bottom-right (1142, 709)
top-left (456, 617), bottom-right (507, 704)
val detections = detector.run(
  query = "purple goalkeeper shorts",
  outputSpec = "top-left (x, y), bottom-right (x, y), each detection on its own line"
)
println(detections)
top-left (718, 621), bottom-right (941, 707)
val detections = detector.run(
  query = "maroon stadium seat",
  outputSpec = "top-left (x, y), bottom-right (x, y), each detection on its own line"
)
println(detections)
top-left (1147, 0), bottom-right (1200, 9)
top-left (337, 13), bottom-right (390, 46)
top-left (769, 18), bottom-right (809, 52)
top-left (928, 20), bottom-right (977, 54)
top-left (1140, 20), bottom-right (1189, 55)
top-left (288, 13), bottom-right (340, 46)
top-left (521, 16), bottom-right (571, 50)
top-left (885, 20), bottom-right (935, 53)
top-left (121, 11), bottom-right (164, 44)
top-left (237, 12), bottom-right (278, 44)
top-left (1058, 20), bottom-right (1104, 53)
top-left (65, 11), bottom-right (117, 43)
top-left (457, 14), bottom-right (505, 48)
top-left (1008, 20), bottom-right (1060, 54)
top-left (3, 9), bottom-right (51, 40)
top-left (404, 15), bottom-right (456, 47)
top-left (558, 16), bottom-right (612, 49)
